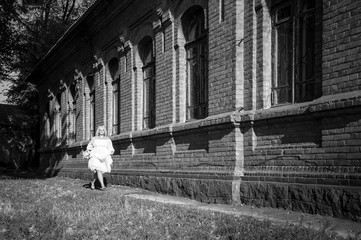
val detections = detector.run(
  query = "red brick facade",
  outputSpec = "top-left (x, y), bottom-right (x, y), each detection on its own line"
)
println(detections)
top-left (29, 0), bottom-right (361, 221)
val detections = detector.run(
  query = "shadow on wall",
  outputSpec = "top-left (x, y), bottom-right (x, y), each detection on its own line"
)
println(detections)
top-left (39, 120), bottom-right (74, 177)
top-left (253, 117), bottom-right (322, 148)
top-left (39, 150), bottom-right (66, 178)
top-left (173, 125), bottom-right (234, 153)
top-left (252, 108), bottom-right (361, 150)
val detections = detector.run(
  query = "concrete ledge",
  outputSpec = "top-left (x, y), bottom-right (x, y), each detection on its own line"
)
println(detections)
top-left (233, 90), bottom-right (361, 124)
top-left (60, 168), bottom-right (240, 180)
top-left (39, 111), bottom-right (236, 153)
top-left (41, 90), bottom-right (361, 154)
top-left (58, 169), bottom-right (236, 204)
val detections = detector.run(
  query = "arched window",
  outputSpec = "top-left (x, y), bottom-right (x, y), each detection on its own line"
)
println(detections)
top-left (55, 93), bottom-right (62, 145)
top-left (44, 101), bottom-right (51, 146)
top-left (109, 57), bottom-right (120, 134)
top-left (87, 76), bottom-right (95, 137)
top-left (69, 84), bottom-right (77, 142)
top-left (271, 0), bottom-right (322, 105)
top-left (182, 6), bottom-right (208, 120)
top-left (139, 36), bottom-right (156, 129)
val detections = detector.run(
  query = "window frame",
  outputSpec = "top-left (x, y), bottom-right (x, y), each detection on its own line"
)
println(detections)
top-left (44, 101), bottom-right (51, 146)
top-left (89, 89), bottom-right (95, 137)
top-left (271, 0), bottom-right (321, 106)
top-left (69, 84), bottom-right (77, 142)
top-left (55, 93), bottom-right (62, 145)
top-left (87, 75), bottom-right (95, 138)
top-left (183, 7), bottom-right (209, 120)
top-left (108, 57), bottom-right (121, 135)
top-left (142, 60), bottom-right (156, 129)
top-left (139, 36), bottom-right (156, 130)
top-left (112, 77), bottom-right (121, 134)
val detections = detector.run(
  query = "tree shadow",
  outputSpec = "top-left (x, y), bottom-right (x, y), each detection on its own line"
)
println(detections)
top-left (0, 167), bottom-right (46, 179)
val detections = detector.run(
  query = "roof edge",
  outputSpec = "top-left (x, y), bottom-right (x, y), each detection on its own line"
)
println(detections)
top-left (26, 0), bottom-right (102, 84)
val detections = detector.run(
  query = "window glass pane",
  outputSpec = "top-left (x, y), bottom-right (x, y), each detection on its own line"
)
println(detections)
top-left (300, 14), bottom-right (315, 81)
top-left (304, 0), bottom-right (315, 10)
top-left (183, 6), bottom-right (208, 119)
top-left (70, 84), bottom-right (76, 103)
top-left (276, 22), bottom-right (292, 87)
top-left (69, 87), bottom-right (76, 142)
top-left (144, 67), bottom-right (153, 79)
top-left (187, 45), bottom-right (198, 60)
top-left (150, 76), bottom-right (156, 128)
top-left (57, 112), bottom-right (61, 141)
top-left (87, 76), bottom-right (94, 91)
top-left (183, 8), bottom-right (205, 42)
top-left (199, 54), bottom-right (208, 117)
top-left (72, 111), bottom-right (76, 141)
top-left (188, 22), bottom-right (201, 41)
top-left (109, 58), bottom-right (119, 80)
top-left (139, 37), bottom-right (153, 65)
top-left (296, 1), bottom-right (317, 103)
top-left (187, 57), bottom-right (197, 119)
top-left (113, 93), bottom-right (118, 126)
top-left (112, 81), bottom-right (120, 134)
top-left (143, 78), bottom-right (150, 129)
top-left (139, 37), bottom-right (155, 129)
top-left (90, 91), bottom-right (95, 136)
top-left (277, 5), bottom-right (291, 21)
top-left (272, 0), bottom-right (321, 105)
top-left (144, 51), bottom-right (152, 65)
top-left (273, 3), bottom-right (293, 105)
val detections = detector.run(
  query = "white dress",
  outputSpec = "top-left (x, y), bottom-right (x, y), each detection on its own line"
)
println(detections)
top-left (87, 136), bottom-right (114, 173)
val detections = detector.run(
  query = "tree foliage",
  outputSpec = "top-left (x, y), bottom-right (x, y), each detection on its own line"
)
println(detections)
top-left (1, 0), bottom-right (96, 84)
top-left (0, 0), bottom-right (96, 169)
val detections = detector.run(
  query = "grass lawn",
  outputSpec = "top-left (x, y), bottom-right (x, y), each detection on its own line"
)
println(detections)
top-left (0, 176), bottom-right (356, 240)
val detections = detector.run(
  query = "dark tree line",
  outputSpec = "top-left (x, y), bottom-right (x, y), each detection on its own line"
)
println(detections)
top-left (0, 0), bottom-right (96, 169)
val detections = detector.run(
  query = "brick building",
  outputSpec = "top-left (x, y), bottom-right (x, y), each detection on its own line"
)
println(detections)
top-left (28, 0), bottom-right (361, 221)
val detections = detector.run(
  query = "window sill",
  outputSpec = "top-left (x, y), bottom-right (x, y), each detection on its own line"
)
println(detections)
top-left (234, 90), bottom-right (361, 123)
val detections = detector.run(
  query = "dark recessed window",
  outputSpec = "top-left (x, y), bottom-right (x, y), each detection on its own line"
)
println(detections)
top-left (182, 6), bottom-right (208, 120)
top-left (139, 36), bottom-right (156, 129)
top-left (271, 0), bottom-right (322, 105)
top-left (109, 58), bottom-right (120, 134)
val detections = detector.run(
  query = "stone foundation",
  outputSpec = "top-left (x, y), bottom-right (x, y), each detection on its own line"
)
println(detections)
top-left (58, 169), bottom-right (236, 204)
top-left (239, 181), bottom-right (361, 222)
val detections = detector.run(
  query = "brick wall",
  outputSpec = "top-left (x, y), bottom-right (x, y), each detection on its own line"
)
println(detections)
top-left (155, 15), bottom-right (174, 126)
top-left (243, 0), bottom-right (256, 111)
top-left (34, 0), bottom-right (361, 221)
top-left (323, 0), bottom-right (361, 95)
top-left (208, 0), bottom-right (237, 115)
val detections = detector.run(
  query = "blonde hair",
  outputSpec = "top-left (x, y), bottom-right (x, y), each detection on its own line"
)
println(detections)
top-left (95, 125), bottom-right (108, 136)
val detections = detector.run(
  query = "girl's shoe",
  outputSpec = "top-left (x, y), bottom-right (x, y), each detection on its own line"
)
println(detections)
top-left (99, 187), bottom-right (107, 191)
top-left (90, 182), bottom-right (95, 190)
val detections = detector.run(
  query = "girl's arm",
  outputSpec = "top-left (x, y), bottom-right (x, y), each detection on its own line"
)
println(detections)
top-left (86, 138), bottom-right (94, 151)
top-left (108, 138), bottom-right (115, 155)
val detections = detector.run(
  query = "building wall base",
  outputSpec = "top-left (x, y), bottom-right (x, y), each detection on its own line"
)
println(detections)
top-left (239, 181), bottom-right (361, 222)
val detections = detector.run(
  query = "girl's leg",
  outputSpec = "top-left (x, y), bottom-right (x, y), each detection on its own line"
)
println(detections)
top-left (96, 170), bottom-right (106, 189)
top-left (90, 172), bottom-right (96, 189)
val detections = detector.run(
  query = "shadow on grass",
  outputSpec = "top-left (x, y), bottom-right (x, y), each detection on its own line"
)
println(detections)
top-left (0, 167), bottom-right (46, 180)
top-left (82, 177), bottom-right (108, 190)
